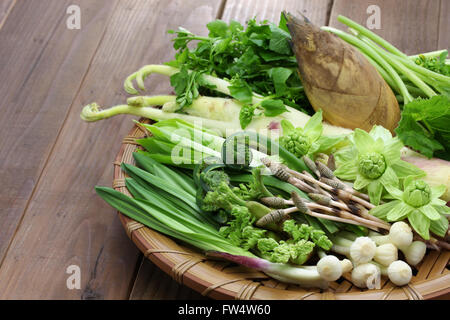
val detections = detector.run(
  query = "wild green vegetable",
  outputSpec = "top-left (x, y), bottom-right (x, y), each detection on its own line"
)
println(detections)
top-left (322, 16), bottom-right (450, 161)
top-left (166, 15), bottom-right (313, 119)
top-left (334, 126), bottom-right (425, 205)
top-left (395, 95), bottom-right (450, 160)
top-left (322, 16), bottom-right (450, 103)
top-left (413, 51), bottom-right (450, 77)
top-left (370, 176), bottom-right (449, 240)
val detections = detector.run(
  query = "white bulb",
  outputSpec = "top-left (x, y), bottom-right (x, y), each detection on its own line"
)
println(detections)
top-left (351, 263), bottom-right (381, 289)
top-left (350, 237), bottom-right (376, 264)
top-left (374, 243), bottom-right (398, 267)
top-left (389, 222), bottom-right (413, 249)
top-left (317, 255), bottom-right (342, 281)
top-left (388, 260), bottom-right (412, 286)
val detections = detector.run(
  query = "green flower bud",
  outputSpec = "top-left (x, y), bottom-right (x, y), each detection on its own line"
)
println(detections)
top-left (358, 152), bottom-right (386, 179)
top-left (403, 180), bottom-right (431, 208)
top-left (280, 130), bottom-right (311, 158)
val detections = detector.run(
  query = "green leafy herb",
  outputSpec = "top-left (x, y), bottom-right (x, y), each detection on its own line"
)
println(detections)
top-left (166, 14), bottom-right (313, 120)
top-left (395, 95), bottom-right (450, 160)
top-left (414, 52), bottom-right (450, 77)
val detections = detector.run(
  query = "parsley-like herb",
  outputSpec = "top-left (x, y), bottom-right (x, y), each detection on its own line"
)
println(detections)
top-left (166, 14), bottom-right (313, 127)
top-left (395, 95), bottom-right (450, 160)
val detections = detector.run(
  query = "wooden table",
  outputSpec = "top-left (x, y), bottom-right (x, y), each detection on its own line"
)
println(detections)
top-left (0, 0), bottom-right (448, 300)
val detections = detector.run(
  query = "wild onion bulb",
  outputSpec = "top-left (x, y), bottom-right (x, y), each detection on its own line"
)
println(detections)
top-left (387, 260), bottom-right (412, 286)
top-left (374, 243), bottom-right (398, 267)
top-left (351, 263), bottom-right (381, 289)
top-left (317, 255), bottom-right (353, 281)
top-left (402, 241), bottom-right (427, 266)
top-left (350, 237), bottom-right (377, 264)
top-left (370, 222), bottom-right (413, 248)
top-left (389, 222), bottom-right (413, 248)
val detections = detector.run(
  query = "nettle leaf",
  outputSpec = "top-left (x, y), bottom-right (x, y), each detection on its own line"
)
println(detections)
top-left (261, 99), bottom-right (288, 117)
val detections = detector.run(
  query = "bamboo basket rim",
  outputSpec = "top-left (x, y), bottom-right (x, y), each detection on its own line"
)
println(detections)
top-left (113, 118), bottom-right (450, 300)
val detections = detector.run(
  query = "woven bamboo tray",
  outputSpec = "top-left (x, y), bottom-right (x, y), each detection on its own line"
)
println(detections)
top-left (113, 118), bottom-right (450, 300)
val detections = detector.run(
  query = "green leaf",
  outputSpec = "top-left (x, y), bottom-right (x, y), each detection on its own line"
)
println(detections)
top-left (369, 125), bottom-right (393, 143)
top-left (334, 162), bottom-right (358, 180)
top-left (353, 129), bottom-right (375, 155)
top-left (303, 110), bottom-right (323, 141)
top-left (268, 24), bottom-right (291, 55)
top-left (395, 96), bottom-right (450, 160)
top-left (387, 201), bottom-right (414, 221)
top-left (419, 204), bottom-right (441, 221)
top-left (370, 200), bottom-right (400, 220)
top-left (382, 138), bottom-right (403, 164)
top-left (268, 67), bottom-right (293, 96)
top-left (207, 20), bottom-right (229, 37)
top-left (228, 78), bottom-right (253, 104)
top-left (368, 181), bottom-right (383, 205)
top-left (390, 160), bottom-right (426, 179)
top-left (280, 119), bottom-right (295, 134)
top-left (239, 105), bottom-right (255, 129)
top-left (278, 12), bottom-right (289, 32)
top-left (434, 204), bottom-right (450, 215)
top-left (430, 185), bottom-right (446, 199)
top-left (261, 99), bottom-right (288, 117)
top-left (383, 184), bottom-right (404, 200)
top-left (408, 209), bottom-right (431, 240)
top-left (379, 167), bottom-right (399, 189)
top-left (430, 215), bottom-right (449, 237)
top-left (315, 135), bottom-right (346, 154)
top-left (354, 174), bottom-right (371, 190)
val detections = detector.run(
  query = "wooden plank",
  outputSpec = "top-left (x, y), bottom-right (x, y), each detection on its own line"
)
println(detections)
top-left (438, 0), bottom-right (450, 49)
top-left (329, 0), bottom-right (441, 55)
top-left (0, 0), bottom-right (223, 300)
top-left (0, 0), bottom-right (116, 264)
top-left (221, 0), bottom-right (333, 26)
top-left (130, 258), bottom-right (207, 300)
top-left (0, 0), bottom-right (15, 30)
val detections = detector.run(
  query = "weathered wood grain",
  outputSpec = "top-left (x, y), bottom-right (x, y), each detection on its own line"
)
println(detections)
top-left (0, 0), bottom-right (116, 266)
top-left (0, 0), bottom-right (223, 300)
top-left (130, 259), bottom-right (207, 300)
top-left (0, 0), bottom-right (15, 30)
top-left (222, 0), bottom-right (333, 26)
top-left (329, 0), bottom-right (441, 55)
top-left (438, 0), bottom-right (450, 50)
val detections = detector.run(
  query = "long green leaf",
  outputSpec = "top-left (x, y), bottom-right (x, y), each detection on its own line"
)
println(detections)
top-left (134, 152), bottom-right (196, 196)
